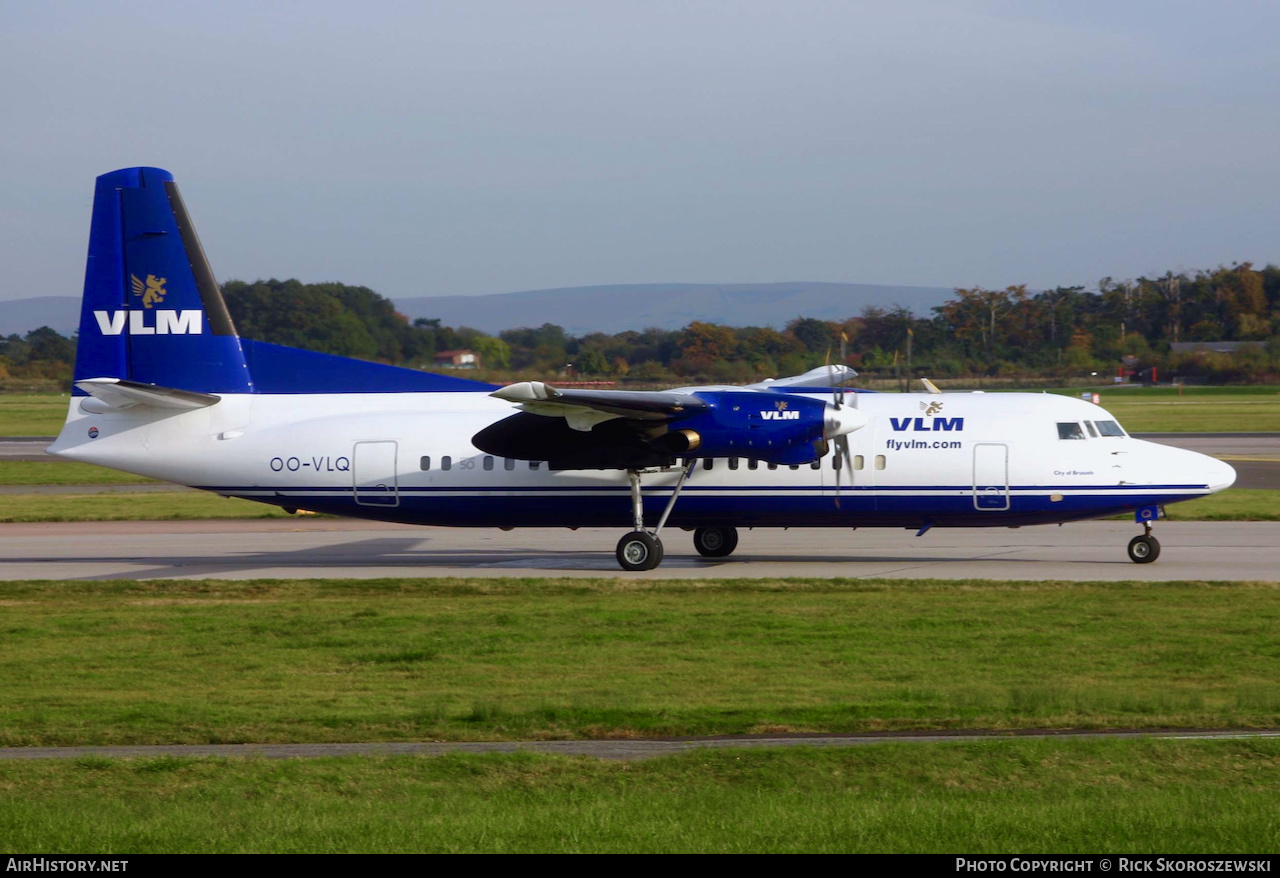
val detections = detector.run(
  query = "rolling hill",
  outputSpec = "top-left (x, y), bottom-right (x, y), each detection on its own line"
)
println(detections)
top-left (1, 282), bottom-right (953, 338)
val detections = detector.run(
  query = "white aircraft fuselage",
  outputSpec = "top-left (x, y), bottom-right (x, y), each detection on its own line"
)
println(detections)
top-left (47, 167), bottom-right (1236, 569)
top-left (50, 387), bottom-right (1234, 530)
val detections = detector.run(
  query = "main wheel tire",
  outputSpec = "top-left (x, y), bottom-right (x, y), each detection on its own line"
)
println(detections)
top-left (1127, 534), bottom-right (1161, 564)
top-left (617, 532), bottom-right (664, 571)
top-left (693, 526), bottom-right (739, 558)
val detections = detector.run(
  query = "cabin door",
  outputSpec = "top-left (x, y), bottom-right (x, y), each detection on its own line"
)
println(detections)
top-left (353, 441), bottom-right (400, 507)
top-left (972, 443), bottom-right (1009, 510)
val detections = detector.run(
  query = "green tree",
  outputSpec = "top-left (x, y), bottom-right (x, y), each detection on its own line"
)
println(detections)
top-left (786, 317), bottom-right (832, 354)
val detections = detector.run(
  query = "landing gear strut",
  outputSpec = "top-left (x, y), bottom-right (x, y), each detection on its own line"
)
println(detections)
top-left (615, 461), bottom-right (695, 571)
top-left (1127, 521), bottom-right (1161, 564)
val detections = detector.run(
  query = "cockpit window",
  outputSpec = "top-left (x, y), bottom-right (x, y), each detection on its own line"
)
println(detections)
top-left (1057, 422), bottom-right (1086, 440)
top-left (1084, 421), bottom-right (1098, 438)
top-left (1095, 420), bottom-right (1125, 437)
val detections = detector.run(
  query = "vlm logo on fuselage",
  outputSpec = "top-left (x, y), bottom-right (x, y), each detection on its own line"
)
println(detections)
top-left (93, 310), bottom-right (203, 335)
top-left (889, 416), bottom-right (964, 431)
top-left (760, 410), bottom-right (801, 420)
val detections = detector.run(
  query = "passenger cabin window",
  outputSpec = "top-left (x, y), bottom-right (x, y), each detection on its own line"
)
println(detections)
top-left (810, 460), bottom-right (821, 470)
top-left (483, 456), bottom-right (494, 471)
top-left (874, 454), bottom-right (886, 470)
top-left (832, 454), bottom-right (842, 471)
top-left (441, 456), bottom-right (452, 471)
top-left (748, 459), bottom-right (759, 471)
top-left (767, 463), bottom-right (778, 470)
top-left (419, 456), bottom-right (431, 471)
top-left (1095, 420), bottom-right (1125, 437)
top-left (1057, 422), bottom-right (1086, 440)
top-left (529, 461), bottom-right (541, 470)
top-left (505, 458), bottom-right (515, 471)
top-left (1084, 421), bottom-right (1098, 438)
top-left (702, 459), bottom-right (714, 471)
top-left (728, 458), bottom-right (739, 470)
top-left (854, 455), bottom-right (865, 470)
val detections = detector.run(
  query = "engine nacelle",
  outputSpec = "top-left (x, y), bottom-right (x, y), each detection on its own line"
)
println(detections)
top-left (654, 391), bottom-right (831, 465)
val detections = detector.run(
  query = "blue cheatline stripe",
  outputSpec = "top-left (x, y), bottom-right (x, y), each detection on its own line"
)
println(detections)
top-left (192, 488), bottom-right (1205, 530)
top-left (193, 483), bottom-right (1210, 494)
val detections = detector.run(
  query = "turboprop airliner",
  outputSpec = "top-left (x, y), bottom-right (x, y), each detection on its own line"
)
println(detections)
top-left (48, 167), bottom-right (1237, 570)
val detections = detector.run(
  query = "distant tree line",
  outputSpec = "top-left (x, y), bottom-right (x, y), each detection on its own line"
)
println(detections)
top-left (5, 263), bottom-right (1280, 391)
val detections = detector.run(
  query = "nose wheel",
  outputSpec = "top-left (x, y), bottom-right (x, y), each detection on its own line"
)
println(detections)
top-left (1127, 522), bottom-right (1161, 564)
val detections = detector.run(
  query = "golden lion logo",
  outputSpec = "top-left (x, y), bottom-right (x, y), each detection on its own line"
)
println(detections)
top-left (130, 274), bottom-right (168, 309)
top-left (920, 401), bottom-right (943, 416)
top-left (775, 400), bottom-right (789, 411)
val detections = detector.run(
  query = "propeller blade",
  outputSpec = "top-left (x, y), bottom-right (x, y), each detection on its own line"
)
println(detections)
top-left (839, 332), bottom-right (848, 409)
top-left (833, 436), bottom-right (842, 508)
top-left (834, 434), bottom-right (854, 509)
top-left (826, 346), bottom-right (841, 411)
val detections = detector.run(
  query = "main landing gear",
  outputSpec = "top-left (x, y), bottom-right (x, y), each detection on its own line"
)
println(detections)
top-left (615, 463), bottom-right (694, 571)
top-left (1127, 521), bottom-right (1161, 564)
top-left (693, 526), bottom-right (739, 558)
top-left (617, 462), bottom-right (737, 571)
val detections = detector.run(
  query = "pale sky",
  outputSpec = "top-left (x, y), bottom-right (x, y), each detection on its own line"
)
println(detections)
top-left (2, 0), bottom-right (1278, 303)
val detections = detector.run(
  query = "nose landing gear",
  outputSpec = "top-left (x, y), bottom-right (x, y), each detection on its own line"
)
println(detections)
top-left (1127, 520), bottom-right (1161, 564)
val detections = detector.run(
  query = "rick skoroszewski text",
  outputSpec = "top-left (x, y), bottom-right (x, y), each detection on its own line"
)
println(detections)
top-left (956, 860), bottom-right (1272, 873)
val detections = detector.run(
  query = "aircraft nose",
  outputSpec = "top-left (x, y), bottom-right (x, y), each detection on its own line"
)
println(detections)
top-left (1205, 457), bottom-right (1237, 493)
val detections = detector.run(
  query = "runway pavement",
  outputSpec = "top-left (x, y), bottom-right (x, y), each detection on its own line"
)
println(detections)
top-left (2, 518), bottom-right (1277, 581)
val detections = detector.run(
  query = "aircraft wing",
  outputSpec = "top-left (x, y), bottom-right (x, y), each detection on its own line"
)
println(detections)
top-left (475, 368), bottom-right (866, 470)
top-left (492, 381), bottom-right (708, 431)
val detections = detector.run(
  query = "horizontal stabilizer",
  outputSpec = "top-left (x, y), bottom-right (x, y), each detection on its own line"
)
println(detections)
top-left (75, 377), bottom-right (221, 411)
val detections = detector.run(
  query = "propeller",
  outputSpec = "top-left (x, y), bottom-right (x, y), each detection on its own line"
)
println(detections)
top-left (827, 332), bottom-right (856, 507)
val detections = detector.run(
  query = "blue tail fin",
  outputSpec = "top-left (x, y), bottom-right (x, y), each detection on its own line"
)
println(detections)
top-left (74, 167), bottom-right (496, 396)
top-left (74, 167), bottom-right (254, 393)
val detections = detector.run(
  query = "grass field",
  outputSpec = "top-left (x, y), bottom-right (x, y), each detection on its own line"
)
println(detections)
top-left (5, 386), bottom-right (1276, 854)
top-left (0, 578), bottom-right (1276, 747)
top-left (1051, 385), bottom-right (1280, 432)
top-left (1, 739), bottom-right (1277, 853)
top-left (0, 394), bottom-right (66, 436)
top-left (1158, 489), bottom-right (1280, 521)
top-left (0, 492), bottom-right (297, 522)
top-left (0, 461), bottom-right (156, 485)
